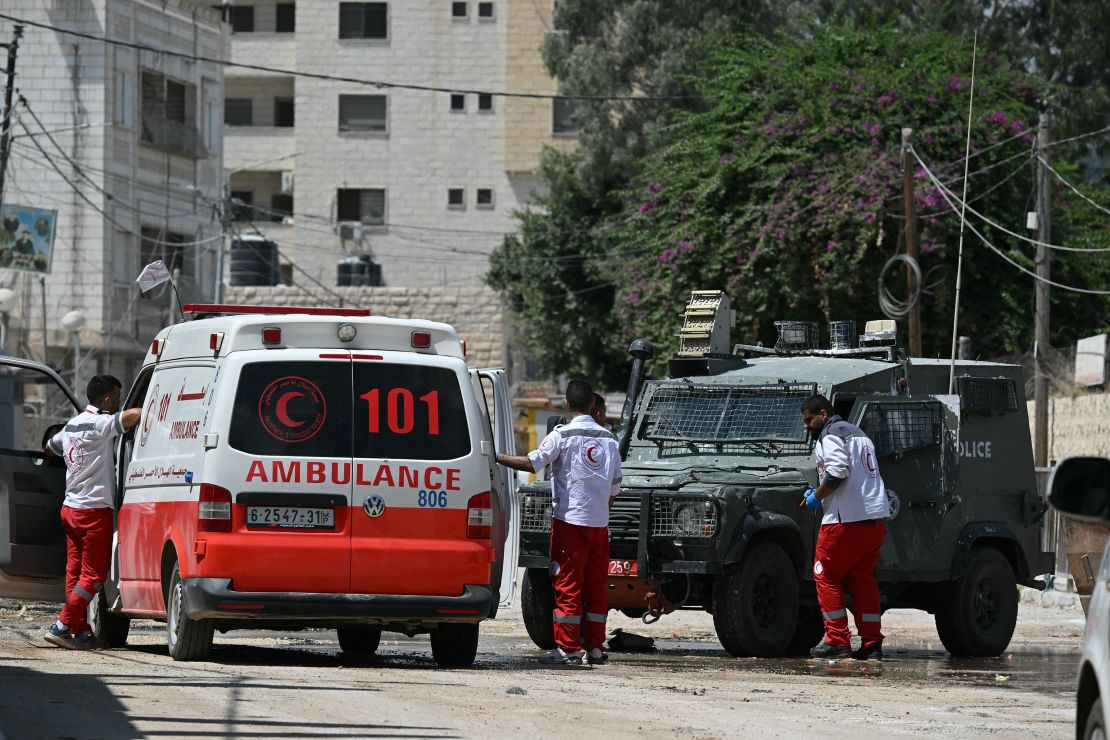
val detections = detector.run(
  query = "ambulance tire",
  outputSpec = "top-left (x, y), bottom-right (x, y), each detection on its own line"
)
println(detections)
top-left (88, 589), bottom-right (130, 648)
top-left (520, 568), bottom-right (556, 650)
top-left (712, 542), bottom-right (798, 658)
top-left (934, 546), bottom-right (1018, 657)
top-left (337, 627), bottom-right (381, 655)
top-left (167, 563), bottom-right (214, 661)
top-left (430, 622), bottom-right (479, 668)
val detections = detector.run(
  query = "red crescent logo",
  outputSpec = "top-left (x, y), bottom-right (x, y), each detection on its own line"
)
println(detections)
top-left (581, 440), bottom-right (605, 470)
top-left (586, 447), bottom-right (599, 463)
top-left (863, 449), bottom-right (877, 474)
top-left (275, 391), bottom-right (306, 428)
top-left (258, 376), bottom-right (327, 443)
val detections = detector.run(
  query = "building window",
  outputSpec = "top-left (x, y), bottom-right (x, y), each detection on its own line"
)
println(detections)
top-left (141, 71), bottom-right (201, 158)
top-left (476, 188), bottom-right (493, 208)
top-left (450, 93), bottom-right (465, 112)
top-left (339, 3), bottom-right (388, 40)
top-left (140, 228), bottom-right (189, 276)
top-left (452, 1), bottom-right (468, 17)
top-left (448, 188), bottom-right (465, 209)
top-left (274, 97), bottom-right (295, 127)
top-left (337, 188), bottom-right (386, 227)
top-left (270, 194), bottom-right (294, 223)
top-left (229, 6), bottom-right (255, 33)
top-left (276, 3), bottom-right (296, 32)
top-left (338, 95), bottom-right (387, 132)
top-left (225, 98), bottom-right (253, 126)
top-left (230, 191), bottom-right (255, 221)
top-left (478, 2), bottom-right (494, 18)
top-left (477, 93), bottom-right (493, 112)
top-left (553, 96), bottom-right (577, 134)
top-left (113, 70), bottom-right (132, 128)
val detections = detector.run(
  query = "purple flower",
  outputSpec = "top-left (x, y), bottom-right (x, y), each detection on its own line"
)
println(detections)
top-left (648, 183), bottom-right (663, 194)
top-left (826, 240), bottom-right (838, 253)
top-left (658, 248), bottom-right (677, 263)
top-left (986, 111), bottom-right (1008, 126)
top-left (862, 212), bottom-right (878, 225)
top-left (628, 290), bottom-right (641, 306)
top-left (920, 241), bottom-right (940, 255)
top-left (877, 93), bottom-right (897, 108)
top-left (639, 199), bottom-right (658, 215)
top-left (677, 240), bottom-right (696, 254)
top-left (1010, 119), bottom-right (1027, 135)
top-left (869, 123), bottom-right (883, 137)
top-left (946, 76), bottom-right (962, 93)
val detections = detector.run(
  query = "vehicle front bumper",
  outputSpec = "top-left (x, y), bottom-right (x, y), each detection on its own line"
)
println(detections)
top-left (182, 578), bottom-right (493, 622)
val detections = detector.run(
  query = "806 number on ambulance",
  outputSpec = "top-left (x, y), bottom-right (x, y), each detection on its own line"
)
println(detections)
top-left (0, 305), bottom-right (519, 668)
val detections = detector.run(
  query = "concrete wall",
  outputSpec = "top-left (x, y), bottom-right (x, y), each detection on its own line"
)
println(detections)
top-left (1028, 391), bottom-right (1110, 462)
top-left (223, 284), bottom-right (506, 369)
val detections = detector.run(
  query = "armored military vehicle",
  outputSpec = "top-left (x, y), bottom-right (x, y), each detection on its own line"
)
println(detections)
top-left (518, 291), bottom-right (1051, 658)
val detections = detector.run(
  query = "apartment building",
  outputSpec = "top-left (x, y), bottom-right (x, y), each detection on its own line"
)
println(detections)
top-left (2, 0), bottom-right (226, 382)
top-left (223, 0), bottom-right (575, 290)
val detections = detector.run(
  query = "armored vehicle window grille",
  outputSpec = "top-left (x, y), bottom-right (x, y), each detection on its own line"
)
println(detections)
top-left (520, 488), bottom-right (553, 533)
top-left (859, 402), bottom-right (942, 457)
top-left (957, 376), bottom-right (1018, 413)
top-left (641, 384), bottom-right (816, 448)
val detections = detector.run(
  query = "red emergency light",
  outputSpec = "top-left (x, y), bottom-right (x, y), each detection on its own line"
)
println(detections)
top-left (262, 327), bottom-right (282, 345)
top-left (182, 304), bottom-right (371, 318)
top-left (411, 331), bottom-right (432, 349)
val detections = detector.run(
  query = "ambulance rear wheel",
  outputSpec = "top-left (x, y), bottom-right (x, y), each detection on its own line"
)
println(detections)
top-left (521, 568), bottom-right (556, 650)
top-left (337, 627), bottom-right (381, 655)
top-left (88, 590), bottom-right (130, 648)
top-left (167, 563), bottom-right (214, 661)
top-left (934, 546), bottom-right (1018, 657)
top-left (430, 622), bottom-right (479, 668)
top-left (712, 542), bottom-right (798, 658)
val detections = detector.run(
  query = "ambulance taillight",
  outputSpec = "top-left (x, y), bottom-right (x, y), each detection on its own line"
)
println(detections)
top-left (198, 483), bottom-right (233, 532)
top-left (466, 492), bottom-right (492, 539)
top-left (262, 327), bottom-right (282, 346)
top-left (411, 331), bottom-right (431, 349)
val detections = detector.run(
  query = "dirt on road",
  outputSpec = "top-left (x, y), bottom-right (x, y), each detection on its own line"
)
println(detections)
top-left (0, 596), bottom-right (1084, 739)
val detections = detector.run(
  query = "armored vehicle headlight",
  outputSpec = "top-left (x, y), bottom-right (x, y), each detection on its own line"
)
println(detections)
top-left (675, 503), bottom-right (700, 536)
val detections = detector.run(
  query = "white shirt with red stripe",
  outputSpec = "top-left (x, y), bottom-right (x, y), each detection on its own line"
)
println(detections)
top-left (527, 415), bottom-right (622, 528)
top-left (48, 405), bottom-right (125, 510)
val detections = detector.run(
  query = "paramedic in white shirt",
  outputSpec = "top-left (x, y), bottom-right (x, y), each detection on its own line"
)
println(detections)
top-left (497, 380), bottom-right (621, 666)
top-left (43, 375), bottom-right (142, 650)
top-left (800, 394), bottom-right (889, 662)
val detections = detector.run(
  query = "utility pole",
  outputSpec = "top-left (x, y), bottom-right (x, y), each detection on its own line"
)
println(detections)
top-left (901, 128), bottom-right (922, 357)
top-left (0, 25), bottom-right (24, 204)
top-left (1033, 111), bottom-right (1052, 468)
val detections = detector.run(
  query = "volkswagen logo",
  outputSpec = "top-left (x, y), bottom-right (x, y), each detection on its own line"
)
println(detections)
top-left (363, 495), bottom-right (386, 518)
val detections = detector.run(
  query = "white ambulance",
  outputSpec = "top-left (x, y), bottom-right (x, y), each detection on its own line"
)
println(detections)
top-left (0, 304), bottom-right (519, 667)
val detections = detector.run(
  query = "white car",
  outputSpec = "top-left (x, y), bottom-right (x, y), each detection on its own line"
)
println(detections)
top-left (1047, 456), bottom-right (1110, 740)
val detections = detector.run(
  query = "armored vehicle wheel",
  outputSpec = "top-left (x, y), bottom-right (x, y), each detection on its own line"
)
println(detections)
top-left (785, 606), bottom-right (825, 656)
top-left (88, 589), bottom-right (130, 648)
top-left (430, 622), bottom-right (479, 668)
top-left (337, 627), bottom-right (381, 655)
top-left (521, 568), bottom-right (556, 650)
top-left (712, 542), bottom-right (798, 657)
top-left (934, 546), bottom-right (1018, 657)
top-left (167, 563), bottom-right (214, 661)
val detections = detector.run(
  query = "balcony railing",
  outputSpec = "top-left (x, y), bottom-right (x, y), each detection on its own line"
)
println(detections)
top-left (140, 115), bottom-right (206, 159)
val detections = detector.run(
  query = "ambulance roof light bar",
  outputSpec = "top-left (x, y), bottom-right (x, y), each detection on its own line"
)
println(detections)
top-left (182, 304), bottom-right (371, 319)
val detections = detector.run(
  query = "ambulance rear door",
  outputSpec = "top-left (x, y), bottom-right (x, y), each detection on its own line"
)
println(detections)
top-left (0, 358), bottom-right (79, 601)
top-left (478, 368), bottom-right (519, 609)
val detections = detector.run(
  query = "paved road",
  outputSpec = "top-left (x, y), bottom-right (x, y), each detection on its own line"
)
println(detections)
top-left (0, 598), bottom-right (1084, 739)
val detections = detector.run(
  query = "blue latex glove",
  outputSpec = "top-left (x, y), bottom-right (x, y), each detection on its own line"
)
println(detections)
top-left (803, 487), bottom-right (822, 510)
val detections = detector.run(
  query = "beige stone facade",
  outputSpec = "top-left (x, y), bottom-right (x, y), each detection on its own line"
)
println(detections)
top-left (1028, 392), bottom-right (1110, 462)
top-left (224, 285), bottom-right (506, 369)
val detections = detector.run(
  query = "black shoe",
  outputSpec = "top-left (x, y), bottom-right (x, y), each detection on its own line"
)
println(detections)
top-left (809, 639), bottom-right (852, 659)
top-left (852, 643), bottom-right (883, 661)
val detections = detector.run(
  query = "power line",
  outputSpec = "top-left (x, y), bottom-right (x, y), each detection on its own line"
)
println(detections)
top-left (913, 147), bottom-right (1110, 253)
top-left (1037, 155), bottom-right (1110, 218)
top-left (1043, 125), bottom-right (1110, 150)
top-left (915, 151), bottom-right (1110, 295)
top-left (0, 13), bottom-right (698, 103)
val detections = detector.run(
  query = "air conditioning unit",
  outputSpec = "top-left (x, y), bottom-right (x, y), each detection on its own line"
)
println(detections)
top-left (337, 222), bottom-right (363, 242)
top-left (280, 171), bottom-right (294, 194)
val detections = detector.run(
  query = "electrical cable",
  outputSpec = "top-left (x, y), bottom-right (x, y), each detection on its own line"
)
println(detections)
top-left (915, 152), bottom-right (1110, 295)
top-left (877, 254), bottom-right (922, 319)
top-left (0, 12), bottom-right (700, 103)
top-left (913, 147), bottom-right (1110, 253)
top-left (1037, 155), bottom-right (1110, 218)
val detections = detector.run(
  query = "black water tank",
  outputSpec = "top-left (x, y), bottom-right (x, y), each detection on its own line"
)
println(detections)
top-left (229, 237), bottom-right (280, 286)
top-left (336, 255), bottom-right (384, 287)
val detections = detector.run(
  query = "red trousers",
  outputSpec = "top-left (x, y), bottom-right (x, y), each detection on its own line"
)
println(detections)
top-left (814, 520), bottom-right (886, 648)
top-left (57, 506), bottom-right (113, 634)
top-left (550, 517), bottom-right (609, 653)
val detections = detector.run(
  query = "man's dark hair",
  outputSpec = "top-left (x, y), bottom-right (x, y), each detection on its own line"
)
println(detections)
top-left (592, 392), bottom-right (605, 412)
top-left (801, 394), bottom-right (834, 415)
top-left (566, 379), bottom-right (594, 413)
top-left (86, 374), bottom-right (122, 405)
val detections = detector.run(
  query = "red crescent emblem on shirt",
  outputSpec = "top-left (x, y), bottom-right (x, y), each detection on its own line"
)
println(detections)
top-left (863, 449), bottom-right (877, 474)
top-left (580, 440), bottom-right (605, 470)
